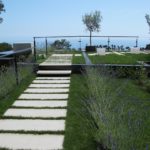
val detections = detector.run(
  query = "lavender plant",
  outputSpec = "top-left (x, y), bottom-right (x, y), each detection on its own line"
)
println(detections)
top-left (81, 67), bottom-right (148, 150)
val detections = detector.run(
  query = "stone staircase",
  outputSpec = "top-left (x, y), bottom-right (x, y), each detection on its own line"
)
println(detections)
top-left (0, 54), bottom-right (73, 150)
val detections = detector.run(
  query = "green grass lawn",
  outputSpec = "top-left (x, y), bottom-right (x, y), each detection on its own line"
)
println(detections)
top-left (89, 53), bottom-right (150, 64)
top-left (63, 75), bottom-right (97, 150)
top-left (72, 54), bottom-right (85, 64)
top-left (0, 74), bottom-right (35, 116)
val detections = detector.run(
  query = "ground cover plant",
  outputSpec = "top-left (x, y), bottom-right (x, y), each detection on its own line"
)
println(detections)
top-left (89, 53), bottom-right (150, 64)
top-left (80, 67), bottom-right (150, 150)
top-left (72, 54), bottom-right (85, 64)
top-left (0, 74), bottom-right (35, 116)
top-left (64, 75), bottom-right (97, 150)
top-left (0, 58), bottom-right (34, 99)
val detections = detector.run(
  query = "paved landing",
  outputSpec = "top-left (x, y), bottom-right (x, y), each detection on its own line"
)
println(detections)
top-left (0, 53), bottom-right (72, 149)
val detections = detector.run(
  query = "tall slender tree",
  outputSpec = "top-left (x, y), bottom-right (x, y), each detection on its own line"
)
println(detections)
top-left (145, 14), bottom-right (150, 33)
top-left (0, 0), bottom-right (5, 23)
top-left (82, 11), bottom-right (102, 46)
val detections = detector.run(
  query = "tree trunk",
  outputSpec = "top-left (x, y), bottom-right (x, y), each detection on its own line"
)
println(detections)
top-left (90, 31), bottom-right (92, 46)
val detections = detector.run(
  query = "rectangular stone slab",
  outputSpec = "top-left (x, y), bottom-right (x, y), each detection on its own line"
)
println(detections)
top-left (29, 84), bottom-right (70, 88)
top-left (40, 63), bottom-right (72, 66)
top-left (36, 77), bottom-right (70, 80)
top-left (24, 88), bottom-right (69, 93)
top-left (4, 109), bottom-right (67, 118)
top-left (0, 119), bottom-right (65, 131)
top-left (13, 100), bottom-right (67, 108)
top-left (37, 70), bottom-right (71, 75)
top-left (19, 94), bottom-right (68, 100)
top-left (51, 54), bottom-right (73, 57)
top-left (0, 134), bottom-right (64, 150)
top-left (33, 80), bottom-right (70, 84)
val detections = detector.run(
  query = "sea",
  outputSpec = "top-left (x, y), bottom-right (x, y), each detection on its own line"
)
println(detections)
top-left (1, 36), bottom-right (150, 50)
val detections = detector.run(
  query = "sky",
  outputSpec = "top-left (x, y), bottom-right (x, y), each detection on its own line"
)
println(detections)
top-left (0, 0), bottom-right (150, 44)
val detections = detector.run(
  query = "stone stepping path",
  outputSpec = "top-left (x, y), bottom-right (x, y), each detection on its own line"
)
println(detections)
top-left (36, 77), bottom-right (70, 80)
top-left (33, 79), bottom-right (70, 84)
top-left (24, 88), bottom-right (69, 93)
top-left (13, 100), bottom-right (67, 108)
top-left (4, 108), bottom-right (67, 118)
top-left (19, 93), bottom-right (68, 100)
top-left (0, 119), bottom-right (65, 131)
top-left (0, 54), bottom-right (72, 149)
top-left (29, 83), bottom-right (70, 88)
top-left (0, 134), bottom-right (64, 150)
top-left (37, 70), bottom-right (71, 75)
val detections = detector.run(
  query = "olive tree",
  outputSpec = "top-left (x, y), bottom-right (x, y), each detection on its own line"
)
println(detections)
top-left (82, 11), bottom-right (102, 46)
top-left (0, 0), bottom-right (5, 23)
top-left (145, 14), bottom-right (150, 33)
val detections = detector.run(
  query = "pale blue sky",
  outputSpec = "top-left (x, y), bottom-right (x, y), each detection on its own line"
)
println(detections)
top-left (0, 0), bottom-right (150, 43)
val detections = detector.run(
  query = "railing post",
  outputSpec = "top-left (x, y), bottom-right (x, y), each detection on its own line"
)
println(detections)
top-left (108, 37), bottom-right (110, 51)
top-left (45, 37), bottom-right (48, 56)
top-left (33, 37), bottom-right (36, 62)
top-left (14, 56), bottom-right (19, 85)
top-left (136, 38), bottom-right (138, 47)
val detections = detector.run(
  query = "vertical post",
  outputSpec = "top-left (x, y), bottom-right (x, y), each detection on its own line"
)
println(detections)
top-left (90, 31), bottom-right (92, 46)
top-left (136, 38), bottom-right (138, 47)
top-left (108, 37), bottom-right (110, 51)
top-left (33, 37), bottom-right (36, 62)
top-left (45, 37), bottom-right (48, 56)
top-left (14, 56), bottom-right (19, 85)
top-left (79, 38), bottom-right (81, 51)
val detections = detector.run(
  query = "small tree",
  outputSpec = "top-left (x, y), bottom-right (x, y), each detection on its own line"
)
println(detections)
top-left (82, 11), bottom-right (102, 46)
top-left (145, 14), bottom-right (150, 33)
top-left (0, 0), bottom-right (5, 23)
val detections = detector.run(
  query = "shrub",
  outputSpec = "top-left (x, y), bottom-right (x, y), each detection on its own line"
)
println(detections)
top-left (0, 42), bottom-right (12, 52)
top-left (81, 67), bottom-right (149, 150)
top-left (145, 44), bottom-right (150, 50)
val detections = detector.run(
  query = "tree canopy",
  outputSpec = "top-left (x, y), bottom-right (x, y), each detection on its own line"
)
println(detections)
top-left (145, 14), bottom-right (150, 33)
top-left (0, 43), bottom-right (12, 52)
top-left (82, 11), bottom-right (102, 46)
top-left (0, 0), bottom-right (5, 23)
top-left (51, 39), bottom-right (71, 50)
top-left (82, 11), bottom-right (102, 33)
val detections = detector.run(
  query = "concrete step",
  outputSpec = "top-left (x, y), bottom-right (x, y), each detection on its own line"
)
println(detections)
top-left (24, 88), bottom-right (69, 93)
top-left (29, 84), bottom-right (70, 88)
top-left (18, 94), bottom-right (68, 100)
top-left (37, 70), bottom-right (71, 75)
top-left (32, 80), bottom-right (70, 84)
top-left (13, 100), bottom-right (67, 108)
top-left (36, 77), bottom-right (70, 80)
top-left (0, 133), bottom-right (64, 150)
top-left (4, 108), bottom-right (67, 118)
top-left (0, 119), bottom-right (65, 132)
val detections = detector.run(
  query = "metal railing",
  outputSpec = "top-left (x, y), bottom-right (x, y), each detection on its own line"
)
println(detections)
top-left (0, 48), bottom-right (32, 85)
top-left (33, 35), bottom-right (139, 61)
